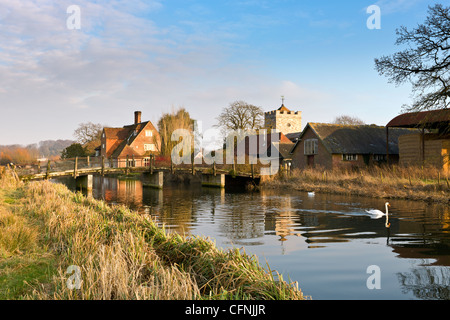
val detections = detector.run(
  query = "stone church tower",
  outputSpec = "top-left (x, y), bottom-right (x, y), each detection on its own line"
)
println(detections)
top-left (264, 102), bottom-right (302, 136)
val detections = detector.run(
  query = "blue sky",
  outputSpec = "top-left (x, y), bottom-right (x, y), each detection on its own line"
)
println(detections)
top-left (0, 0), bottom-right (436, 145)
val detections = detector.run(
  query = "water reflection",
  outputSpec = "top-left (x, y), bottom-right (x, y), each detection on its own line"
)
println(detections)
top-left (398, 265), bottom-right (450, 300)
top-left (59, 176), bottom-right (450, 300)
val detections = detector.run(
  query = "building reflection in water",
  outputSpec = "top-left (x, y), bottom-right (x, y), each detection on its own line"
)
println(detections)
top-left (397, 265), bottom-right (450, 300)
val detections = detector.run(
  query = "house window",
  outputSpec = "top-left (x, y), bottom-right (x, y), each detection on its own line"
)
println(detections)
top-left (373, 154), bottom-right (386, 162)
top-left (342, 154), bottom-right (358, 161)
top-left (304, 139), bottom-right (318, 155)
top-left (102, 144), bottom-right (105, 149)
top-left (144, 144), bottom-right (156, 151)
top-left (127, 159), bottom-right (136, 167)
top-left (144, 157), bottom-right (151, 166)
top-left (145, 130), bottom-right (153, 137)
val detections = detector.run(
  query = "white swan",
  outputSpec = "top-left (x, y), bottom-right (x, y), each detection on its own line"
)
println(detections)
top-left (308, 192), bottom-right (315, 197)
top-left (366, 202), bottom-right (391, 227)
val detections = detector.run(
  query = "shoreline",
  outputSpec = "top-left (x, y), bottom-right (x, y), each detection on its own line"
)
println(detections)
top-left (0, 172), bottom-right (306, 300)
top-left (260, 168), bottom-right (450, 205)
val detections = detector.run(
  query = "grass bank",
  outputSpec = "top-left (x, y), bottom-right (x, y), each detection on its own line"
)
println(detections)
top-left (0, 170), bottom-right (305, 300)
top-left (262, 166), bottom-right (450, 204)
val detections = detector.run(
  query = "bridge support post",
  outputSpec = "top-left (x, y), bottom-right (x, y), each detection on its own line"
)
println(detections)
top-left (202, 173), bottom-right (225, 188)
top-left (76, 174), bottom-right (93, 191)
top-left (142, 171), bottom-right (164, 189)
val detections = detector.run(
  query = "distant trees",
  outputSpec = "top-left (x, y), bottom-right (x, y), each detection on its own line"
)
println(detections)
top-left (60, 143), bottom-right (88, 159)
top-left (332, 115), bottom-right (365, 125)
top-left (215, 101), bottom-right (264, 134)
top-left (73, 122), bottom-right (103, 155)
top-left (36, 140), bottom-right (74, 158)
top-left (0, 146), bottom-right (38, 165)
top-left (375, 4), bottom-right (450, 111)
top-left (157, 108), bottom-right (194, 157)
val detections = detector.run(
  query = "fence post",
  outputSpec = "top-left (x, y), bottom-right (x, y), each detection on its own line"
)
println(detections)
top-left (213, 162), bottom-right (216, 176)
top-left (37, 161), bottom-right (41, 174)
top-left (74, 157), bottom-right (78, 178)
top-left (101, 155), bottom-right (105, 176)
top-left (150, 155), bottom-right (154, 174)
top-left (126, 155), bottom-right (129, 175)
top-left (46, 160), bottom-right (51, 180)
top-left (171, 159), bottom-right (174, 174)
top-left (251, 164), bottom-right (254, 179)
top-left (87, 156), bottom-right (90, 168)
top-left (191, 153), bottom-right (195, 176)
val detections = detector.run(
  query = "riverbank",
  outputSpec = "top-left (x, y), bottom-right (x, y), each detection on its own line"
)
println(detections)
top-left (261, 166), bottom-right (450, 205)
top-left (0, 172), bottom-right (305, 300)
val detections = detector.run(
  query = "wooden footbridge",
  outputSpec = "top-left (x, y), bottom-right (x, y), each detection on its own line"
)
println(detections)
top-left (14, 156), bottom-right (265, 189)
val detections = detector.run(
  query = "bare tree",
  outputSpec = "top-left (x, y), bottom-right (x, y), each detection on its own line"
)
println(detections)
top-left (375, 4), bottom-right (450, 111)
top-left (333, 115), bottom-right (365, 125)
top-left (73, 122), bottom-right (103, 155)
top-left (74, 122), bottom-right (103, 145)
top-left (215, 101), bottom-right (264, 133)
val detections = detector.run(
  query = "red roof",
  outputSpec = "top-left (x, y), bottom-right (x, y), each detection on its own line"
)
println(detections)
top-left (387, 109), bottom-right (450, 128)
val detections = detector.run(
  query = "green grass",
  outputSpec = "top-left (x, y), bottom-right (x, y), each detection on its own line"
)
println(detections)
top-left (0, 254), bottom-right (56, 299)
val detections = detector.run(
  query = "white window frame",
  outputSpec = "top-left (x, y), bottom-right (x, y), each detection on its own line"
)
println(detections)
top-left (144, 144), bottom-right (156, 152)
top-left (342, 154), bottom-right (358, 161)
top-left (373, 154), bottom-right (386, 161)
top-left (145, 130), bottom-right (153, 137)
top-left (304, 139), bottom-right (318, 155)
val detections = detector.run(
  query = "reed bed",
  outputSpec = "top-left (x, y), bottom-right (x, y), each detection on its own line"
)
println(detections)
top-left (0, 170), bottom-right (305, 300)
top-left (263, 165), bottom-right (450, 204)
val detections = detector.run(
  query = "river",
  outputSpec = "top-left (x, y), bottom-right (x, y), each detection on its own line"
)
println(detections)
top-left (59, 176), bottom-right (450, 300)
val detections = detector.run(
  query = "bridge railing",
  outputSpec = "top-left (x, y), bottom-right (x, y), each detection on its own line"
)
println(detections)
top-left (14, 155), bottom-right (286, 179)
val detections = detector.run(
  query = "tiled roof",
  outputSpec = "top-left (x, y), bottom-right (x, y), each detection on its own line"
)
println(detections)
top-left (296, 123), bottom-right (415, 155)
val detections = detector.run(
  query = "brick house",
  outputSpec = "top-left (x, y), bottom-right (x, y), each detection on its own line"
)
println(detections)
top-left (291, 123), bottom-right (413, 170)
top-left (100, 111), bottom-right (161, 167)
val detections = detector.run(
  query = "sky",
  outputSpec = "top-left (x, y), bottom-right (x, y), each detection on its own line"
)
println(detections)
top-left (0, 0), bottom-right (437, 145)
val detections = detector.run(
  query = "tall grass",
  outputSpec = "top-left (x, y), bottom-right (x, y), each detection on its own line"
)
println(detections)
top-left (264, 165), bottom-right (450, 204)
top-left (0, 169), bottom-right (305, 300)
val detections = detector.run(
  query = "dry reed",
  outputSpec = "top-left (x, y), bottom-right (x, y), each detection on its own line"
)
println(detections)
top-left (264, 165), bottom-right (450, 204)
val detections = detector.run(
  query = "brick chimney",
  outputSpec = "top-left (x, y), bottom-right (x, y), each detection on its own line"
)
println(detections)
top-left (134, 111), bottom-right (142, 124)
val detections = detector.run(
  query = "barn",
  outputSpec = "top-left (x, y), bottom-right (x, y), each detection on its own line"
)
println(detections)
top-left (387, 109), bottom-right (450, 172)
top-left (290, 123), bottom-right (413, 170)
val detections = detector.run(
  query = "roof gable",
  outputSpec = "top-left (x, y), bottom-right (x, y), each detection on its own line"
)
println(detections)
top-left (104, 120), bottom-right (160, 158)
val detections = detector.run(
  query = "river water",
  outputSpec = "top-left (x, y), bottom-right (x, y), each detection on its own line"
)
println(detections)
top-left (60, 176), bottom-right (450, 300)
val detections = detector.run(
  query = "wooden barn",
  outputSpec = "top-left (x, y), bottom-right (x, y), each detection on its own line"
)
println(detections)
top-left (387, 109), bottom-right (450, 172)
top-left (290, 123), bottom-right (413, 170)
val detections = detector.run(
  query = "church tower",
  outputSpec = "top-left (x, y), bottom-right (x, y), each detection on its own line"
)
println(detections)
top-left (264, 98), bottom-right (302, 135)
